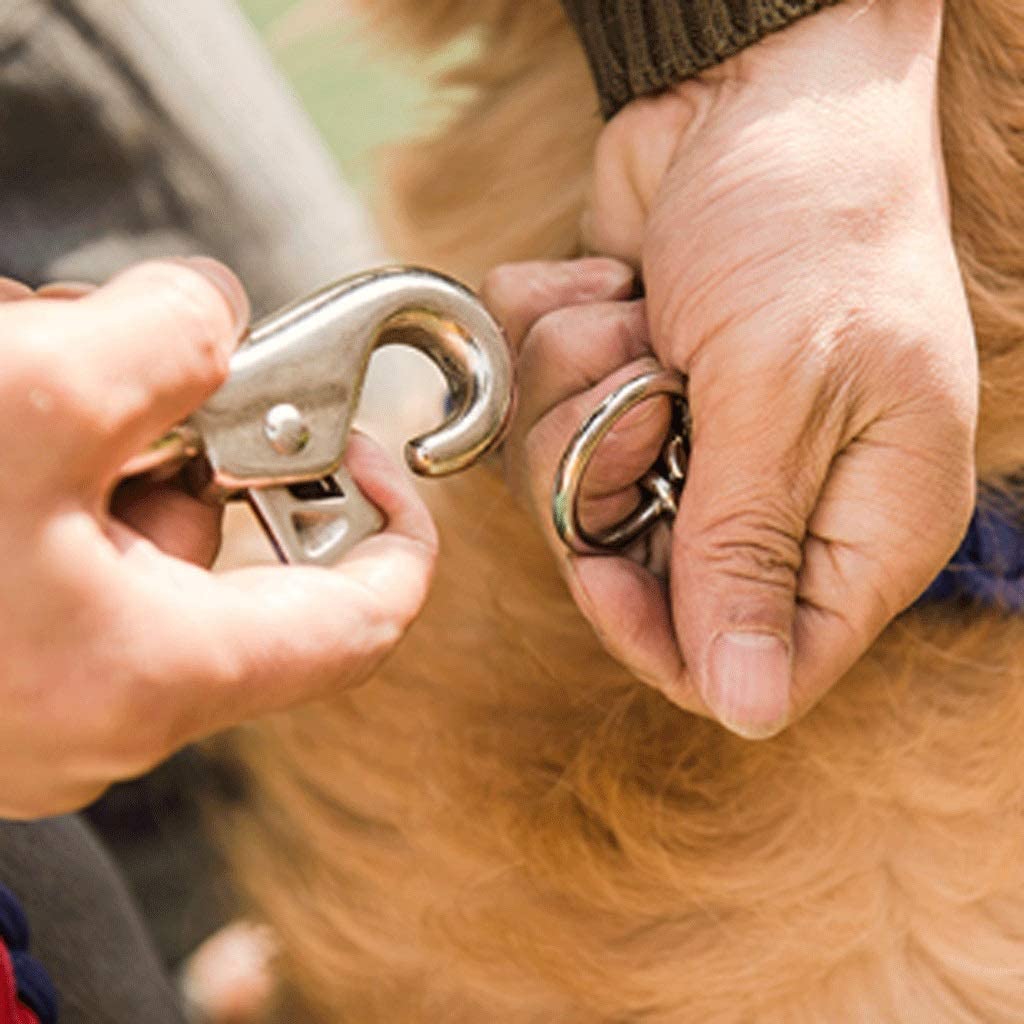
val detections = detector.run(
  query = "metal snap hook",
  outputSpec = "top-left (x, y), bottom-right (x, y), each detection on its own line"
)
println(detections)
top-left (552, 369), bottom-right (689, 556)
top-left (182, 267), bottom-right (513, 496)
top-left (364, 280), bottom-right (514, 476)
top-left (123, 267), bottom-right (514, 565)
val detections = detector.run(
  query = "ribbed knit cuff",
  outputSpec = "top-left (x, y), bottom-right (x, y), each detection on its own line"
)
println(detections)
top-left (560, 0), bottom-right (843, 118)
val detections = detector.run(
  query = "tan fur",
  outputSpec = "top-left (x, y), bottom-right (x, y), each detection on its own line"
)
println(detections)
top-left (229, 2), bottom-right (1024, 1020)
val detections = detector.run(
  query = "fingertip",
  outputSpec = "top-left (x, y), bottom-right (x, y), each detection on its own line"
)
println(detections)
top-left (35, 281), bottom-right (96, 300)
top-left (701, 630), bottom-right (792, 740)
top-left (569, 553), bottom-right (696, 706)
top-left (75, 258), bottom-right (253, 456)
top-left (170, 256), bottom-right (251, 338)
top-left (0, 277), bottom-right (36, 302)
top-left (343, 431), bottom-right (439, 555)
top-left (570, 257), bottom-right (638, 299)
top-left (482, 258), bottom-right (637, 351)
top-left (96, 256), bottom-right (250, 346)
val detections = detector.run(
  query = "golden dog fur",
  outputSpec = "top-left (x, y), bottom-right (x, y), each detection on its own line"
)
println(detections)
top-left (229, 1), bottom-right (1024, 1019)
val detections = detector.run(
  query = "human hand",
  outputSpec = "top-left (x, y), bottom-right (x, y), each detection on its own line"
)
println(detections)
top-left (0, 261), bottom-right (437, 818)
top-left (486, 257), bottom-right (691, 688)
top-left (489, 0), bottom-right (977, 742)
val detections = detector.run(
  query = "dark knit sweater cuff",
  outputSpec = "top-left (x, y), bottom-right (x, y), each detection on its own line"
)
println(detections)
top-left (561, 0), bottom-right (842, 118)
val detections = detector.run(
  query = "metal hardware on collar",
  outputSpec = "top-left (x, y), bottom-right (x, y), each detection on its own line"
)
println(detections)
top-left (552, 368), bottom-right (689, 556)
top-left (122, 266), bottom-right (514, 566)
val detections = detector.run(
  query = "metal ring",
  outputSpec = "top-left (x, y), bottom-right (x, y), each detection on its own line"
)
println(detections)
top-left (552, 368), bottom-right (688, 556)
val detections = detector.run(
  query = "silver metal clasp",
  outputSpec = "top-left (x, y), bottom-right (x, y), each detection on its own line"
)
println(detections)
top-left (128, 267), bottom-right (513, 565)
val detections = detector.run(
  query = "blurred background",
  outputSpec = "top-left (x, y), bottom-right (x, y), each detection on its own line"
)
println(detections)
top-left (239, 0), bottom-right (442, 198)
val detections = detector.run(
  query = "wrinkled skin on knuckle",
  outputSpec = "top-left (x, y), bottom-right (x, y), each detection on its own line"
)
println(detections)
top-left (522, 304), bottom-right (636, 395)
top-left (596, 304), bottom-right (651, 371)
top-left (686, 502), bottom-right (804, 595)
top-left (529, 301), bottom-right (649, 378)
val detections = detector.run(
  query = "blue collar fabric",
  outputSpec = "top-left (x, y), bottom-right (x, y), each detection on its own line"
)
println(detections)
top-left (0, 882), bottom-right (58, 1024)
top-left (916, 487), bottom-right (1024, 611)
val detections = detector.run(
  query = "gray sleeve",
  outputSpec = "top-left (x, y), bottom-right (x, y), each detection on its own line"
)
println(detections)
top-left (0, 816), bottom-right (187, 1024)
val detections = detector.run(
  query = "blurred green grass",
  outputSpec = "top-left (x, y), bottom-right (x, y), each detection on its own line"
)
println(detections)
top-left (238, 0), bottom-right (440, 196)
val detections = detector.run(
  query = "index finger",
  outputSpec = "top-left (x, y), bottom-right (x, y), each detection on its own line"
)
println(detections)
top-left (74, 258), bottom-right (250, 475)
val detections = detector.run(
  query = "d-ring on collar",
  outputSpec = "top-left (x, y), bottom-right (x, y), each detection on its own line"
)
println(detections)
top-left (552, 368), bottom-right (689, 555)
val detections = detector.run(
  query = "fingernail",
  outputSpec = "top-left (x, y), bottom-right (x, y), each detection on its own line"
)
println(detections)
top-left (704, 632), bottom-right (792, 739)
top-left (179, 256), bottom-right (250, 335)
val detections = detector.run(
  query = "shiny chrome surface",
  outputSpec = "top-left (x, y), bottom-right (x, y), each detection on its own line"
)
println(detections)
top-left (552, 369), bottom-right (689, 556)
top-left (189, 266), bottom-right (513, 495)
top-left (127, 266), bottom-right (514, 565)
top-left (247, 467), bottom-right (384, 567)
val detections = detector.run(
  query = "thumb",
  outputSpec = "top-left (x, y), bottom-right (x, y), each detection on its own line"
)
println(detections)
top-left (671, 362), bottom-right (840, 739)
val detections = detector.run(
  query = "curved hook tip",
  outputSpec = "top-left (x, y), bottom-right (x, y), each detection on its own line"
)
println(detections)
top-left (404, 440), bottom-right (435, 476)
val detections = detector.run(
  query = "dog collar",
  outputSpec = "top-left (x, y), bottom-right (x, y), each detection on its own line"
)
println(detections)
top-left (916, 487), bottom-right (1024, 611)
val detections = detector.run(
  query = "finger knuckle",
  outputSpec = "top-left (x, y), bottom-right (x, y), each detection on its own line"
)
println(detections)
top-left (524, 307), bottom-right (605, 389)
top-left (526, 306), bottom-right (574, 356)
top-left (480, 263), bottom-right (520, 310)
top-left (689, 505), bottom-right (803, 591)
top-left (2, 315), bottom-right (108, 434)
top-left (4, 308), bottom-right (62, 382)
